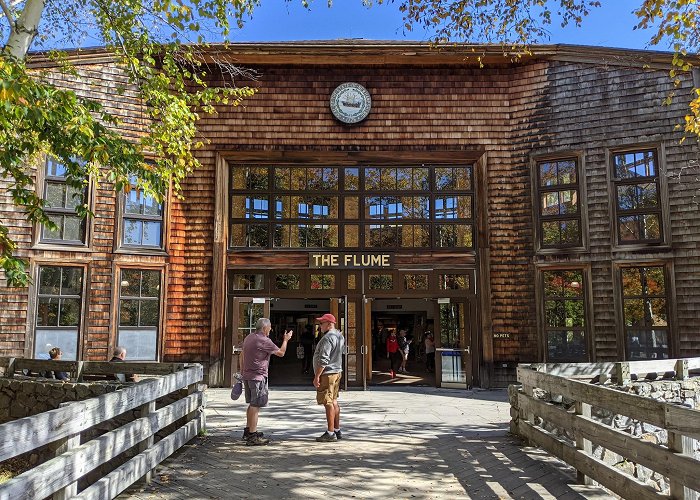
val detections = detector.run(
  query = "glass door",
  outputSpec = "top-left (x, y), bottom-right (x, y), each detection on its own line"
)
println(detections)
top-left (225, 297), bottom-right (270, 386)
top-left (330, 296), bottom-right (364, 389)
top-left (434, 298), bottom-right (473, 389)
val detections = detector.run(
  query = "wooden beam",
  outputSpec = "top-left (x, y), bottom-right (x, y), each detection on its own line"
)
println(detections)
top-left (0, 365), bottom-right (203, 461)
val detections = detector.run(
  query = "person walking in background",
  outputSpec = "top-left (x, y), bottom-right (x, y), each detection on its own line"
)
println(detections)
top-left (386, 330), bottom-right (401, 379)
top-left (240, 318), bottom-right (293, 446)
top-left (312, 313), bottom-right (345, 442)
top-left (110, 346), bottom-right (137, 382)
top-left (424, 332), bottom-right (436, 373)
top-left (398, 329), bottom-right (412, 374)
top-left (300, 324), bottom-right (315, 374)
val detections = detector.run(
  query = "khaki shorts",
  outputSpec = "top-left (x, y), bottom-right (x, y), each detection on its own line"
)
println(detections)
top-left (244, 378), bottom-right (269, 407)
top-left (316, 372), bottom-right (341, 406)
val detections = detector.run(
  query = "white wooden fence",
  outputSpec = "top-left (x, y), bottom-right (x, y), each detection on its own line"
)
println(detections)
top-left (513, 358), bottom-right (700, 500)
top-left (0, 362), bottom-right (205, 500)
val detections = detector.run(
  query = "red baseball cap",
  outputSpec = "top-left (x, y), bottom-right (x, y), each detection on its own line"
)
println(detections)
top-left (315, 313), bottom-right (336, 324)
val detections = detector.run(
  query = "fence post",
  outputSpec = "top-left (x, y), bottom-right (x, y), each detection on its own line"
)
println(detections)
top-left (674, 359), bottom-right (689, 381)
top-left (668, 431), bottom-right (698, 500)
top-left (52, 402), bottom-right (80, 500)
top-left (574, 401), bottom-right (593, 485)
top-left (137, 401), bottom-right (157, 484)
top-left (614, 362), bottom-right (630, 386)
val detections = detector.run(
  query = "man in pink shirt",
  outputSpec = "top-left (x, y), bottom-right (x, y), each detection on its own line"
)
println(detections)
top-left (240, 317), bottom-right (292, 446)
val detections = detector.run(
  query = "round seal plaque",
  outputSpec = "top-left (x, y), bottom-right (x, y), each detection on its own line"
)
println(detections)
top-left (330, 82), bottom-right (372, 124)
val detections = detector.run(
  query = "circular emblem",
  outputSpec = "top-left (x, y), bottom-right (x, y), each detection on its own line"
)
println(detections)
top-left (330, 82), bottom-right (371, 124)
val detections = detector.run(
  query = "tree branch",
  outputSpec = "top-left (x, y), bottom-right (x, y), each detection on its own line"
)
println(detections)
top-left (0, 0), bottom-right (15, 27)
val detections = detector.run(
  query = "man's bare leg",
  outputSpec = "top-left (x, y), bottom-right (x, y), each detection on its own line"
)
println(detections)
top-left (247, 405), bottom-right (260, 432)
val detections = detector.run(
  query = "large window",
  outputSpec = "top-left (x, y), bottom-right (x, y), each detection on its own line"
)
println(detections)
top-left (536, 158), bottom-right (582, 249)
top-left (34, 266), bottom-right (83, 360)
top-left (122, 177), bottom-right (164, 249)
top-left (611, 149), bottom-right (663, 244)
top-left (41, 158), bottom-right (87, 245)
top-left (230, 165), bottom-right (475, 250)
top-left (542, 269), bottom-right (587, 362)
top-left (621, 266), bottom-right (669, 360)
top-left (118, 269), bottom-right (161, 360)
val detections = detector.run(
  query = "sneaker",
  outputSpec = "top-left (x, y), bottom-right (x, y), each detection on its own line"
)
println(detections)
top-left (246, 432), bottom-right (270, 446)
top-left (334, 430), bottom-right (343, 440)
top-left (316, 431), bottom-right (337, 442)
top-left (242, 428), bottom-right (264, 441)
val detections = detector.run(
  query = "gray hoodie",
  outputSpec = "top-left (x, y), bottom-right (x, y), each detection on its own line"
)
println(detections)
top-left (312, 328), bottom-right (345, 374)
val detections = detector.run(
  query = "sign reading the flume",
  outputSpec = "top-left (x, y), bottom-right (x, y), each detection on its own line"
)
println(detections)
top-left (309, 253), bottom-right (392, 269)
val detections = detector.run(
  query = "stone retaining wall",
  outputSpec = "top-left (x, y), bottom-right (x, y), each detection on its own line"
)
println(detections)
top-left (510, 377), bottom-right (700, 494)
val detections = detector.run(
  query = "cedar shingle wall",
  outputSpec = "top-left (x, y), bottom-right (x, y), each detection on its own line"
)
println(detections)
top-left (0, 63), bottom-right (161, 361)
top-left (525, 60), bottom-right (700, 360)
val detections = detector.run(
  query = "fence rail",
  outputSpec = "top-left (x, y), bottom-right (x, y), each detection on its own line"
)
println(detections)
top-left (513, 360), bottom-right (700, 500)
top-left (0, 356), bottom-right (186, 380)
top-left (0, 362), bottom-right (205, 500)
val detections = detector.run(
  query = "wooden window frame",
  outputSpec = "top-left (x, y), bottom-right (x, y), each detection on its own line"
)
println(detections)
top-left (115, 176), bottom-right (169, 255)
top-left (27, 262), bottom-right (88, 361)
top-left (608, 145), bottom-right (670, 250)
top-left (228, 164), bottom-right (476, 252)
top-left (613, 261), bottom-right (677, 361)
top-left (112, 264), bottom-right (166, 362)
top-left (531, 153), bottom-right (587, 254)
top-left (536, 266), bottom-right (592, 363)
top-left (33, 157), bottom-right (94, 251)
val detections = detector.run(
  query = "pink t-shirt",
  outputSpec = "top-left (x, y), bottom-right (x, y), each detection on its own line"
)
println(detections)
top-left (241, 332), bottom-right (280, 381)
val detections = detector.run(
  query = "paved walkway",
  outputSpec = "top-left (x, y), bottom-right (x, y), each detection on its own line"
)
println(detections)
top-left (120, 387), bottom-right (612, 500)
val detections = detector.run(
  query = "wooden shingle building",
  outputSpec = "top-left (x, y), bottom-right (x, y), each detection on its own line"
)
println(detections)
top-left (2, 42), bottom-right (699, 388)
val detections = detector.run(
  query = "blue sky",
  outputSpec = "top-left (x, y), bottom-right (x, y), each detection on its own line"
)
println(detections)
top-left (230, 1), bottom-right (659, 51)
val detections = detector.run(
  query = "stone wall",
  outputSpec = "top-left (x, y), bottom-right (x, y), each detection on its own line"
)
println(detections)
top-left (0, 375), bottom-right (125, 424)
top-left (510, 377), bottom-right (700, 494)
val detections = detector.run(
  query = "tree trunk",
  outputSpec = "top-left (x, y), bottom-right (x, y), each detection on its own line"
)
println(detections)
top-left (3, 0), bottom-right (45, 60)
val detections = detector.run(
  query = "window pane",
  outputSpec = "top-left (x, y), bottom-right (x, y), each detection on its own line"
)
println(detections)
top-left (43, 215), bottom-right (63, 240)
top-left (642, 214), bottom-right (661, 240)
top-left (45, 182), bottom-right (65, 208)
top-left (547, 330), bottom-right (586, 361)
top-left (614, 151), bottom-right (656, 178)
top-left (557, 160), bottom-right (577, 185)
top-left (61, 267), bottom-right (83, 295)
top-left (413, 168), bottom-right (429, 190)
top-left (435, 167), bottom-right (453, 189)
top-left (404, 274), bottom-right (428, 290)
top-left (310, 274), bottom-right (335, 290)
top-left (627, 329), bottom-right (668, 360)
top-left (345, 225), bottom-right (359, 247)
top-left (142, 195), bottom-right (162, 216)
top-left (617, 183), bottom-right (659, 210)
top-left (247, 167), bottom-right (268, 190)
top-left (142, 221), bottom-right (162, 247)
top-left (35, 328), bottom-right (78, 361)
top-left (141, 270), bottom-right (161, 297)
top-left (345, 168), bottom-right (359, 190)
top-left (275, 274), bottom-right (300, 290)
top-left (369, 274), bottom-right (393, 290)
top-left (231, 167), bottom-right (247, 189)
top-left (123, 220), bottom-right (142, 245)
top-left (644, 267), bottom-right (665, 295)
top-left (365, 167), bottom-right (381, 190)
top-left (46, 158), bottom-right (68, 177)
top-left (125, 190), bottom-right (143, 214)
top-left (345, 197), bottom-right (359, 219)
top-left (118, 328), bottom-right (158, 360)
top-left (560, 220), bottom-right (580, 244)
top-left (439, 274), bottom-right (470, 290)
top-left (39, 267), bottom-right (62, 295)
top-left (37, 297), bottom-right (59, 326)
top-left (232, 274), bottom-right (264, 290)
top-left (247, 224), bottom-right (268, 247)
top-left (63, 216), bottom-right (83, 242)
top-left (120, 299), bottom-right (139, 326)
top-left (139, 300), bottom-right (160, 326)
top-left (59, 298), bottom-right (81, 326)
top-left (539, 162), bottom-right (557, 187)
top-left (120, 270), bottom-right (141, 297)
top-left (274, 167), bottom-right (291, 190)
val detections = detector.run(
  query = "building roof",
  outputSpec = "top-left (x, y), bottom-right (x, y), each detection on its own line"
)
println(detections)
top-left (27, 40), bottom-right (686, 70)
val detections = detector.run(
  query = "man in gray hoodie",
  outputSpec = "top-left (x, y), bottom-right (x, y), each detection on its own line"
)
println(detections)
top-left (312, 313), bottom-right (345, 442)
